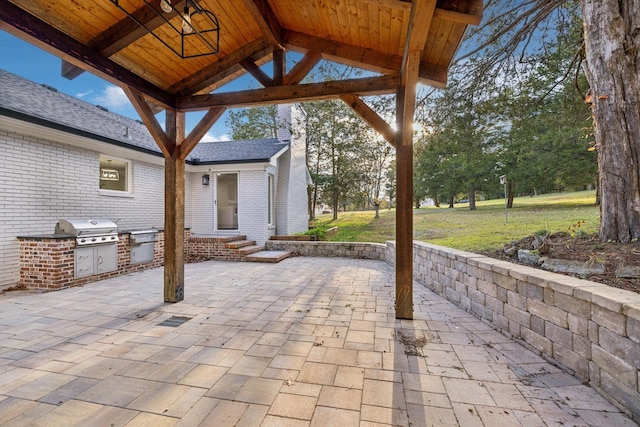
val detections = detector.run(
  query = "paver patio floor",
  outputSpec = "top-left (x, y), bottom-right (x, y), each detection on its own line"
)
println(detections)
top-left (0, 257), bottom-right (636, 426)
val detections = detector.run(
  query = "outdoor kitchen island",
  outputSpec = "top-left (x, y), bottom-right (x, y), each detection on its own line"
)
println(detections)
top-left (17, 221), bottom-right (182, 290)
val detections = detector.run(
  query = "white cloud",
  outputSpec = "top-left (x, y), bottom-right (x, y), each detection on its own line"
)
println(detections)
top-left (201, 132), bottom-right (230, 142)
top-left (76, 90), bottom-right (94, 98)
top-left (94, 85), bottom-right (129, 110)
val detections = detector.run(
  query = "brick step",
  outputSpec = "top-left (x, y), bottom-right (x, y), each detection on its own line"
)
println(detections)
top-left (245, 250), bottom-right (293, 263)
top-left (209, 234), bottom-right (246, 243)
top-left (225, 239), bottom-right (256, 249)
top-left (236, 245), bottom-right (264, 255)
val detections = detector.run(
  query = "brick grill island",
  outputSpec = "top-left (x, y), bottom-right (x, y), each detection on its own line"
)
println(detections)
top-left (17, 229), bottom-right (189, 290)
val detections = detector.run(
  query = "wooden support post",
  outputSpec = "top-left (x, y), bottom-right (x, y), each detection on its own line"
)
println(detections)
top-left (395, 0), bottom-right (436, 320)
top-left (395, 73), bottom-right (416, 319)
top-left (164, 110), bottom-right (186, 303)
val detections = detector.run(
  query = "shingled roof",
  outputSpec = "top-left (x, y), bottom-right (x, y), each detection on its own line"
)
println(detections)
top-left (0, 69), bottom-right (288, 164)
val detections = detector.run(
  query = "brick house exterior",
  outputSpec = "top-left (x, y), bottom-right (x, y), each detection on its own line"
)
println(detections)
top-left (0, 69), bottom-right (309, 289)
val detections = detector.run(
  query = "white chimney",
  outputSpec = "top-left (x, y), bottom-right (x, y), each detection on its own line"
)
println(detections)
top-left (277, 104), bottom-right (292, 142)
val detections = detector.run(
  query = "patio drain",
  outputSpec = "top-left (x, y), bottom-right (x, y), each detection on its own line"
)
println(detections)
top-left (158, 316), bottom-right (192, 327)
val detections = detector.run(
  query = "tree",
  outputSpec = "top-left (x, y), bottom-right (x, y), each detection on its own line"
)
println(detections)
top-left (449, 0), bottom-right (639, 241)
top-left (227, 106), bottom-right (278, 140)
top-left (415, 84), bottom-right (499, 211)
top-left (385, 160), bottom-right (397, 209)
top-left (582, 0), bottom-right (640, 241)
top-left (363, 135), bottom-right (392, 218)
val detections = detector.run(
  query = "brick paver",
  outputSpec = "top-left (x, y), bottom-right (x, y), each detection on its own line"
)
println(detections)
top-left (0, 257), bottom-right (636, 426)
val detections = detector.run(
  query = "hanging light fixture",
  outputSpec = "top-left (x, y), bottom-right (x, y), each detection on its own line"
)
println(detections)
top-left (110, 0), bottom-right (219, 59)
top-left (182, 4), bottom-right (193, 34)
top-left (160, 0), bottom-right (172, 13)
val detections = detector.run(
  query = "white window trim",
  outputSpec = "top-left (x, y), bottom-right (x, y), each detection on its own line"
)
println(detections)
top-left (268, 173), bottom-right (275, 228)
top-left (99, 155), bottom-right (133, 197)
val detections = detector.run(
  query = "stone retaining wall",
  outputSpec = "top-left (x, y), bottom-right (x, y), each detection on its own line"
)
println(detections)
top-left (265, 240), bottom-right (386, 260)
top-left (262, 239), bottom-right (640, 420)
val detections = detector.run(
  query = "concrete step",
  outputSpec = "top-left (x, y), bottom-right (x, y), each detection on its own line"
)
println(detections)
top-left (245, 250), bottom-right (293, 263)
top-left (236, 245), bottom-right (264, 255)
top-left (225, 239), bottom-right (256, 249)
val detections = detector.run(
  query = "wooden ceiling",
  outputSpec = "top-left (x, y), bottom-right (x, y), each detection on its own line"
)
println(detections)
top-left (0, 0), bottom-right (482, 110)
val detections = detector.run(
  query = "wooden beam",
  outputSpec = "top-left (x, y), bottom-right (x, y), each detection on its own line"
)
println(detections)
top-left (240, 58), bottom-right (274, 87)
top-left (405, 0), bottom-right (437, 52)
top-left (163, 109), bottom-right (186, 303)
top-left (179, 107), bottom-right (226, 159)
top-left (178, 75), bottom-right (399, 110)
top-left (284, 51), bottom-right (321, 85)
top-left (273, 48), bottom-right (285, 86)
top-left (433, 7), bottom-right (482, 25)
top-left (435, 0), bottom-right (483, 25)
top-left (168, 38), bottom-right (273, 95)
top-left (340, 94), bottom-right (395, 147)
top-left (61, 60), bottom-right (85, 80)
top-left (0, 0), bottom-right (174, 108)
top-left (123, 87), bottom-right (173, 157)
top-left (241, 0), bottom-right (283, 46)
top-left (369, 0), bottom-right (482, 24)
top-left (283, 30), bottom-right (398, 74)
top-left (282, 30), bottom-right (448, 86)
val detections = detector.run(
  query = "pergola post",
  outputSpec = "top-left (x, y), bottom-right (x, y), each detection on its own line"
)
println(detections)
top-left (394, 52), bottom-right (420, 320)
top-left (163, 110), bottom-right (186, 302)
top-left (395, 0), bottom-right (435, 320)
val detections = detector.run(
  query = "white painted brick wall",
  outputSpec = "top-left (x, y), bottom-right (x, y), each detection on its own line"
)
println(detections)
top-left (0, 130), bottom-right (166, 288)
top-left (238, 170), bottom-right (268, 244)
top-left (189, 171), bottom-right (214, 234)
top-left (276, 104), bottom-right (308, 235)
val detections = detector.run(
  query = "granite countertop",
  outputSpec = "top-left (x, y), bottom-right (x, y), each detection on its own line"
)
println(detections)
top-left (17, 228), bottom-right (179, 239)
top-left (17, 234), bottom-right (74, 240)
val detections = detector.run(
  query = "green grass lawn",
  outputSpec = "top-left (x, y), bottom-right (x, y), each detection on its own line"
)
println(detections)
top-left (311, 190), bottom-right (599, 252)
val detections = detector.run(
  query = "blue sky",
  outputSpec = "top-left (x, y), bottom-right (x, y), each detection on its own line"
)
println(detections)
top-left (0, 31), bottom-right (259, 141)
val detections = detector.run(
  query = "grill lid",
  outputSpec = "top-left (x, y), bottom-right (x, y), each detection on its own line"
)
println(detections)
top-left (55, 219), bottom-right (118, 236)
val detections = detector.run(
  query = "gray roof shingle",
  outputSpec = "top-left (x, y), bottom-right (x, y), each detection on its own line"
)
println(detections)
top-left (0, 69), bottom-right (287, 164)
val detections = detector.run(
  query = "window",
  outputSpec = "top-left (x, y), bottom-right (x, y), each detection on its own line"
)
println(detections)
top-left (99, 155), bottom-right (132, 195)
top-left (268, 173), bottom-right (275, 226)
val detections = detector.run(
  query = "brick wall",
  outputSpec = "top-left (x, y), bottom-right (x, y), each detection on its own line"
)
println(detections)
top-left (0, 129), bottom-right (167, 288)
top-left (189, 171), bottom-right (214, 235)
top-left (238, 170), bottom-right (269, 244)
top-left (189, 235), bottom-right (249, 261)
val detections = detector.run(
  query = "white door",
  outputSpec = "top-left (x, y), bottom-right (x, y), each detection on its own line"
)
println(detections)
top-left (215, 173), bottom-right (238, 231)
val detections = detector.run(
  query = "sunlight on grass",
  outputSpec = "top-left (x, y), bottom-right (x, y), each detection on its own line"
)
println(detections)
top-left (312, 190), bottom-right (599, 252)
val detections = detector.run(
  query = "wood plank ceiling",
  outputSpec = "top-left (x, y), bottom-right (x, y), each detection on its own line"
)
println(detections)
top-left (0, 0), bottom-right (482, 317)
top-left (0, 0), bottom-right (482, 108)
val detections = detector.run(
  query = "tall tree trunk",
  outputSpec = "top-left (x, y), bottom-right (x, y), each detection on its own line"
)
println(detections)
top-left (582, 0), bottom-right (640, 242)
top-left (448, 196), bottom-right (454, 208)
top-left (415, 196), bottom-right (421, 209)
top-left (507, 180), bottom-right (515, 209)
top-left (308, 186), bottom-right (315, 220)
top-left (469, 189), bottom-right (476, 210)
top-left (434, 194), bottom-right (440, 208)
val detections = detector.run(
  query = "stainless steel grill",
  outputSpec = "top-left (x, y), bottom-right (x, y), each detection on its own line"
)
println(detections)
top-left (54, 218), bottom-right (119, 246)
